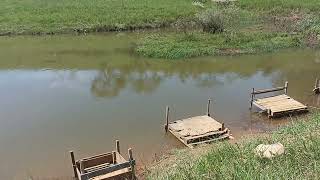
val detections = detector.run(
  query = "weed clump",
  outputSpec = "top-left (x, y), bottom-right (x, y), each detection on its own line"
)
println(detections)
top-left (197, 9), bottom-right (224, 34)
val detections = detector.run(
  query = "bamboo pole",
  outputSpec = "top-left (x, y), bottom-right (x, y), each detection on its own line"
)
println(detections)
top-left (69, 151), bottom-right (77, 178)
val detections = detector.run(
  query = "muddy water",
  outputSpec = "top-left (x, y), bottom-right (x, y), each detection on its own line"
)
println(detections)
top-left (0, 33), bottom-right (320, 179)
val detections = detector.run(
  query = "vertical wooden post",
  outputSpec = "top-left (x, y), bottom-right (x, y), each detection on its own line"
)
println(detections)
top-left (128, 148), bottom-right (136, 180)
top-left (112, 151), bottom-right (117, 164)
top-left (116, 140), bottom-right (120, 154)
top-left (267, 109), bottom-right (272, 118)
top-left (314, 78), bottom-right (320, 94)
top-left (165, 106), bottom-right (169, 132)
top-left (285, 81), bottom-right (288, 95)
top-left (69, 151), bottom-right (77, 178)
top-left (207, 98), bottom-right (211, 117)
top-left (221, 123), bottom-right (225, 130)
top-left (79, 160), bottom-right (85, 174)
top-left (250, 88), bottom-right (255, 109)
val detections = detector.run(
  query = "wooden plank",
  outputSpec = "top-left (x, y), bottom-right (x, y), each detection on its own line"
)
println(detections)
top-left (85, 163), bottom-right (111, 173)
top-left (252, 86), bottom-right (285, 95)
top-left (252, 101), bottom-right (268, 111)
top-left (189, 133), bottom-right (230, 146)
top-left (183, 128), bottom-right (229, 141)
top-left (253, 94), bottom-right (308, 117)
top-left (168, 116), bottom-right (222, 137)
top-left (83, 161), bottom-right (133, 179)
top-left (186, 129), bottom-right (230, 144)
top-left (255, 95), bottom-right (290, 103)
top-left (168, 129), bottom-right (189, 147)
top-left (91, 168), bottom-right (132, 180)
top-left (79, 153), bottom-right (113, 169)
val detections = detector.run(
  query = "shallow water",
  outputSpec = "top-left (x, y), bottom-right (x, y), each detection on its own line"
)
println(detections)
top-left (0, 33), bottom-right (320, 179)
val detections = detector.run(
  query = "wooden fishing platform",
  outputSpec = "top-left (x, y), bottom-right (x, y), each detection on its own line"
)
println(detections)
top-left (250, 82), bottom-right (308, 118)
top-left (164, 99), bottom-right (231, 148)
top-left (69, 140), bottom-right (136, 180)
top-left (313, 78), bottom-right (320, 94)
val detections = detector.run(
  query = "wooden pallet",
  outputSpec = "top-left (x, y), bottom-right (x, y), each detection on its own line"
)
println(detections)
top-left (250, 82), bottom-right (308, 118)
top-left (164, 100), bottom-right (230, 148)
top-left (253, 94), bottom-right (308, 118)
top-left (69, 140), bottom-right (136, 180)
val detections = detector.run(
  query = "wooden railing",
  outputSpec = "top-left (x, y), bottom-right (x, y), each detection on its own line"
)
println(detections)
top-left (250, 81), bottom-right (288, 109)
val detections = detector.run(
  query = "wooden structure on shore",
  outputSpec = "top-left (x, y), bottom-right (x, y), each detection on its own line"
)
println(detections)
top-left (250, 81), bottom-right (308, 118)
top-left (164, 99), bottom-right (231, 148)
top-left (69, 140), bottom-right (136, 180)
top-left (313, 78), bottom-right (320, 94)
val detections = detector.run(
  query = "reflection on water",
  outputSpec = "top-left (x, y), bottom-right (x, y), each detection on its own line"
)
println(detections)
top-left (0, 33), bottom-right (319, 179)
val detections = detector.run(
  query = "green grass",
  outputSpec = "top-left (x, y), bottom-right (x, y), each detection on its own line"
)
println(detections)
top-left (239, 0), bottom-right (320, 12)
top-left (0, 0), bottom-right (200, 34)
top-left (136, 32), bottom-right (303, 59)
top-left (149, 113), bottom-right (320, 179)
top-left (135, 0), bottom-right (320, 59)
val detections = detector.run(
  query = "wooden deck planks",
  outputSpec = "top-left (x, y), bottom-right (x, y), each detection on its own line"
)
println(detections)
top-left (168, 115), bottom-right (230, 148)
top-left (253, 94), bottom-right (307, 117)
top-left (169, 116), bottom-right (222, 137)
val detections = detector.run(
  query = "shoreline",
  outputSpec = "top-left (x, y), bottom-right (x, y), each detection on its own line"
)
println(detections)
top-left (146, 111), bottom-right (320, 179)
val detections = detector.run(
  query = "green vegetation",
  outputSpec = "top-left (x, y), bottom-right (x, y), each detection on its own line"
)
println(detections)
top-left (1, 0), bottom-right (320, 57)
top-left (136, 32), bottom-right (303, 59)
top-left (0, 0), bottom-right (199, 34)
top-left (149, 113), bottom-right (320, 179)
top-left (239, 0), bottom-right (320, 11)
top-left (136, 1), bottom-right (320, 59)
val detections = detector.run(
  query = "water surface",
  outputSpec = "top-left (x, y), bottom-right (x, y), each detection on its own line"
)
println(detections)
top-left (0, 33), bottom-right (320, 179)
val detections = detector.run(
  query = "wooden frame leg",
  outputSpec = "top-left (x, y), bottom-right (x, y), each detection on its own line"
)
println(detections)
top-left (69, 151), bottom-right (78, 179)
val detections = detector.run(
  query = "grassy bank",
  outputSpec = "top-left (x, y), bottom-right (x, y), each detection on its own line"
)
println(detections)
top-left (136, 0), bottom-right (320, 59)
top-left (136, 32), bottom-right (303, 59)
top-left (0, 0), bottom-right (200, 35)
top-left (148, 113), bottom-right (320, 179)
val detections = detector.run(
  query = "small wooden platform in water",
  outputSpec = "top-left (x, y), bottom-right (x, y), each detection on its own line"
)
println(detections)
top-left (69, 140), bottom-right (135, 180)
top-left (165, 99), bottom-right (231, 148)
top-left (250, 82), bottom-right (308, 118)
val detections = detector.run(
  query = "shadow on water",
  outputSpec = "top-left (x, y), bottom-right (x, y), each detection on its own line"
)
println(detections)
top-left (0, 32), bottom-right (320, 179)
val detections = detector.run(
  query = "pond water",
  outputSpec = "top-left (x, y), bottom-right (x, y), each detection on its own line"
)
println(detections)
top-left (0, 33), bottom-right (320, 179)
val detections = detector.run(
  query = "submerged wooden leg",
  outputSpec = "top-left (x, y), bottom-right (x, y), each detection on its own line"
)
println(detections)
top-left (128, 148), bottom-right (136, 180)
top-left (314, 78), bottom-right (320, 94)
top-left (207, 98), bottom-right (211, 117)
top-left (165, 106), bottom-right (169, 132)
top-left (285, 81), bottom-right (289, 95)
top-left (250, 88), bottom-right (255, 109)
top-left (112, 151), bottom-right (117, 164)
top-left (116, 140), bottom-right (120, 154)
top-left (79, 160), bottom-right (85, 174)
top-left (267, 109), bottom-right (272, 119)
top-left (69, 151), bottom-right (78, 179)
